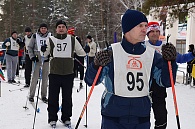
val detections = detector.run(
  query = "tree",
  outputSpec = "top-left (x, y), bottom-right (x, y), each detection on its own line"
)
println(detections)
top-left (142, 0), bottom-right (195, 27)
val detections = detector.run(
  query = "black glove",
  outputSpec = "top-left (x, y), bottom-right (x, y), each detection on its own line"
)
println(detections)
top-left (161, 43), bottom-right (177, 61)
top-left (31, 56), bottom-right (39, 62)
top-left (16, 38), bottom-right (21, 43)
top-left (84, 45), bottom-right (90, 53)
top-left (94, 50), bottom-right (112, 67)
top-left (41, 44), bottom-right (47, 52)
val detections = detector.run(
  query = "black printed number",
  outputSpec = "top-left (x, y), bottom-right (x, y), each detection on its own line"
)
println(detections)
top-left (57, 43), bottom-right (67, 51)
top-left (127, 72), bottom-right (144, 91)
top-left (40, 40), bottom-right (46, 45)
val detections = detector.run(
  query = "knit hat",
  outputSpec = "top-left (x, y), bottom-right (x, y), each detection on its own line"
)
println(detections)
top-left (11, 31), bottom-right (17, 36)
top-left (39, 23), bottom-right (48, 29)
top-left (87, 35), bottom-right (92, 40)
top-left (122, 9), bottom-right (148, 34)
top-left (56, 20), bottom-right (67, 28)
top-left (147, 21), bottom-right (160, 34)
top-left (25, 27), bottom-right (32, 32)
top-left (67, 27), bottom-right (75, 35)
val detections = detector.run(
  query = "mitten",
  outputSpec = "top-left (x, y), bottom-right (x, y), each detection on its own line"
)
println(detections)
top-left (41, 44), bottom-right (47, 52)
top-left (84, 45), bottom-right (90, 53)
top-left (94, 50), bottom-right (112, 67)
top-left (5, 42), bottom-right (11, 47)
top-left (161, 43), bottom-right (177, 61)
top-left (31, 56), bottom-right (39, 62)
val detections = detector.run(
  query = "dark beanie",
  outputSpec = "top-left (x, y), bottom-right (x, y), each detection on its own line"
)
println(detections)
top-left (11, 31), bottom-right (17, 36)
top-left (56, 20), bottom-right (67, 28)
top-left (87, 35), bottom-right (92, 40)
top-left (122, 9), bottom-right (148, 34)
top-left (39, 23), bottom-right (48, 29)
top-left (25, 27), bottom-right (32, 32)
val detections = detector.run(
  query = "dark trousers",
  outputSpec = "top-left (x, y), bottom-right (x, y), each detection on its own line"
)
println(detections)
top-left (150, 81), bottom-right (167, 129)
top-left (101, 115), bottom-right (150, 129)
top-left (48, 73), bottom-right (74, 123)
top-left (16, 56), bottom-right (23, 76)
top-left (24, 54), bottom-right (32, 85)
top-left (77, 56), bottom-right (84, 80)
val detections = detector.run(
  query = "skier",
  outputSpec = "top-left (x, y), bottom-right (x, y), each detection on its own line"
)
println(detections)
top-left (28, 23), bottom-right (51, 103)
top-left (40, 20), bottom-right (86, 127)
top-left (85, 35), bottom-right (97, 65)
top-left (145, 21), bottom-right (195, 129)
top-left (84, 9), bottom-right (178, 129)
top-left (2, 31), bottom-right (24, 83)
top-left (23, 27), bottom-right (33, 88)
top-left (67, 27), bottom-right (89, 89)
top-left (187, 44), bottom-right (195, 85)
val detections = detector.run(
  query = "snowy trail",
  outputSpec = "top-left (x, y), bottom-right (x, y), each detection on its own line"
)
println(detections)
top-left (0, 68), bottom-right (195, 129)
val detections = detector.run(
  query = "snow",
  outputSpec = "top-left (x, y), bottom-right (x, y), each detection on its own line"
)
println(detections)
top-left (0, 65), bottom-right (195, 129)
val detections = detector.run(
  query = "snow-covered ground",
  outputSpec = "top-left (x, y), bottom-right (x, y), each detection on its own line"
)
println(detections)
top-left (0, 63), bottom-right (195, 129)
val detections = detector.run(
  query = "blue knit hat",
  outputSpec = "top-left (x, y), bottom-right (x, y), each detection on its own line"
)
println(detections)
top-left (122, 9), bottom-right (148, 34)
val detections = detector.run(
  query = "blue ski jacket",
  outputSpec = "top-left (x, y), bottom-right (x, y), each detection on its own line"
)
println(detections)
top-left (84, 38), bottom-right (177, 118)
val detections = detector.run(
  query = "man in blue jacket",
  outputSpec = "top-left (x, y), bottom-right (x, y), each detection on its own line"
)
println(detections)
top-left (2, 31), bottom-right (24, 83)
top-left (146, 21), bottom-right (195, 129)
top-left (84, 9), bottom-right (177, 129)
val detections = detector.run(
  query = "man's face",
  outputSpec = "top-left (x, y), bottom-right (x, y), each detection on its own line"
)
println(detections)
top-left (56, 24), bottom-right (67, 34)
top-left (148, 30), bottom-right (160, 42)
top-left (25, 32), bottom-right (31, 36)
top-left (39, 27), bottom-right (47, 34)
top-left (12, 33), bottom-right (17, 39)
top-left (124, 22), bottom-right (148, 44)
top-left (86, 38), bottom-right (91, 43)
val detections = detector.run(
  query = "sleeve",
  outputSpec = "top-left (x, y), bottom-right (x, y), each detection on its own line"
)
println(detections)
top-left (176, 52), bottom-right (195, 63)
top-left (151, 51), bottom-right (178, 88)
top-left (2, 38), bottom-right (10, 49)
top-left (27, 35), bottom-right (36, 59)
top-left (84, 62), bottom-right (107, 86)
top-left (74, 37), bottom-right (86, 57)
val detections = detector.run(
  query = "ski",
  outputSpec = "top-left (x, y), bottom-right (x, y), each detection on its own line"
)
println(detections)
top-left (30, 102), bottom-right (40, 113)
top-left (64, 124), bottom-right (73, 129)
top-left (9, 87), bottom-right (28, 92)
top-left (59, 120), bottom-right (73, 129)
top-left (51, 124), bottom-right (56, 129)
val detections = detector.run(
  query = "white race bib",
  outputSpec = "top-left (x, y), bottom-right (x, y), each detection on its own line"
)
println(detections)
top-left (112, 43), bottom-right (155, 97)
top-left (10, 37), bottom-right (19, 50)
top-left (36, 33), bottom-right (51, 51)
top-left (50, 35), bottom-right (72, 58)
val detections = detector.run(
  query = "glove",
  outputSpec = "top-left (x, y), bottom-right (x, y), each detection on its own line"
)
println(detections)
top-left (31, 56), bottom-right (39, 62)
top-left (5, 42), bottom-right (11, 47)
top-left (84, 45), bottom-right (90, 53)
top-left (41, 44), bottom-right (47, 52)
top-left (16, 38), bottom-right (21, 43)
top-left (161, 43), bottom-right (177, 61)
top-left (94, 50), bottom-right (112, 67)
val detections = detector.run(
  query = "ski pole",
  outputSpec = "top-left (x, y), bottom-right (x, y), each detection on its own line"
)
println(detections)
top-left (32, 55), bottom-right (44, 129)
top-left (74, 58), bottom-right (86, 69)
top-left (23, 61), bottom-right (36, 110)
top-left (168, 61), bottom-right (181, 129)
top-left (75, 66), bottom-right (102, 129)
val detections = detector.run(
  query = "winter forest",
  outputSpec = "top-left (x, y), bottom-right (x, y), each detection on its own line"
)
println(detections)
top-left (0, 0), bottom-right (194, 48)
